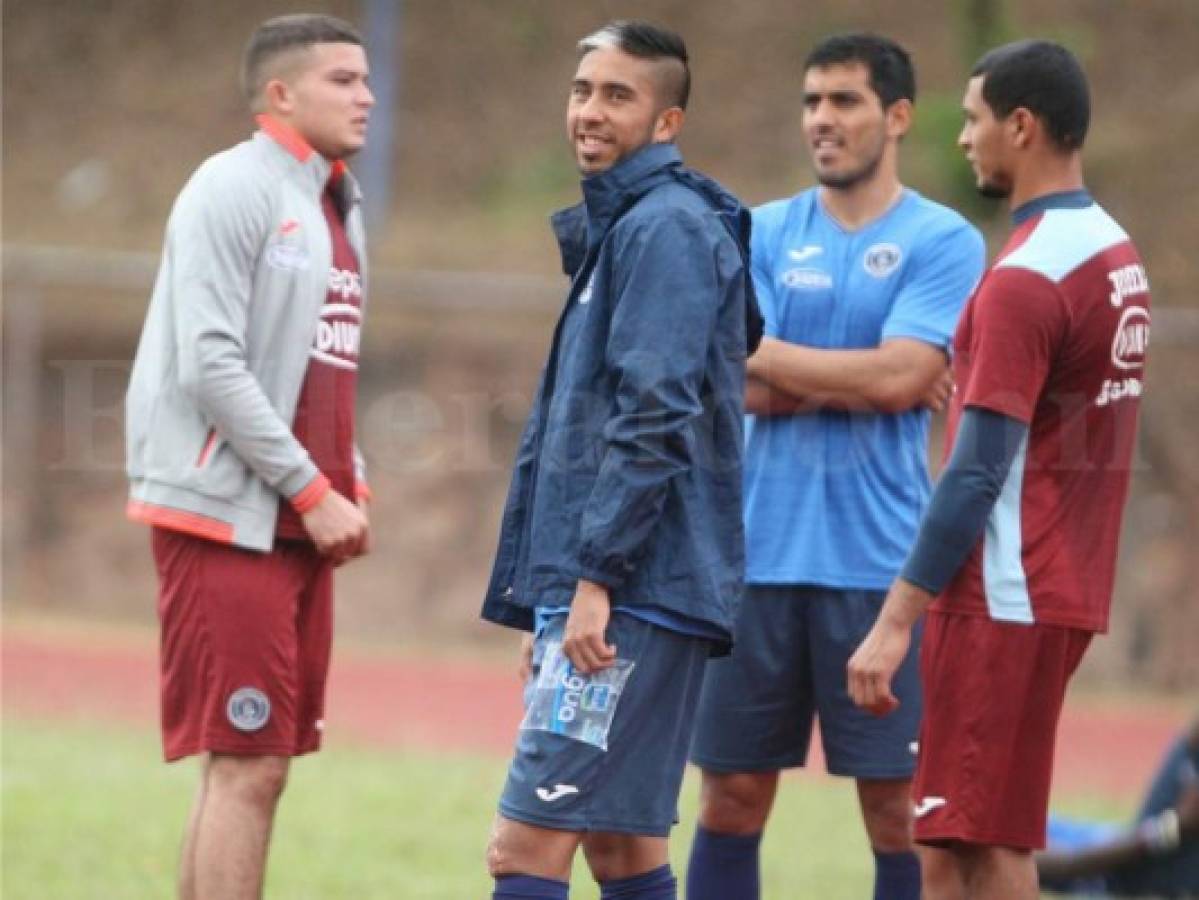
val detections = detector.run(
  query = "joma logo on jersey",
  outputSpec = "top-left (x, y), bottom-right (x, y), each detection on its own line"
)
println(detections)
top-left (1111, 307), bottom-right (1150, 370)
top-left (1107, 263), bottom-right (1148, 308)
top-left (328, 268), bottom-right (362, 301)
top-left (1095, 377), bottom-right (1143, 407)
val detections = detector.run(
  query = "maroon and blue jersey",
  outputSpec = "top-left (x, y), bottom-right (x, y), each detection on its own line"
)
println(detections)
top-left (934, 191), bottom-right (1149, 632)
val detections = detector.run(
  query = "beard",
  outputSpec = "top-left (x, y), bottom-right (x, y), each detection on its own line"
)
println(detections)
top-left (814, 144), bottom-right (884, 191)
top-left (973, 165), bottom-right (1012, 199)
top-left (977, 177), bottom-right (1011, 199)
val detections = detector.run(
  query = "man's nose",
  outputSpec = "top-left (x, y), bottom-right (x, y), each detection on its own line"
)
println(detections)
top-left (806, 99), bottom-right (833, 129)
top-left (577, 93), bottom-right (605, 121)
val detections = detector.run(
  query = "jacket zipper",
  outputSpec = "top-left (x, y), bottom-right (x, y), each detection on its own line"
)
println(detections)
top-left (194, 428), bottom-right (218, 468)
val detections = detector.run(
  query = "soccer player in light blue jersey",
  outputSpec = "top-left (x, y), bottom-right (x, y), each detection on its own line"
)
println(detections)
top-left (687, 33), bottom-right (985, 900)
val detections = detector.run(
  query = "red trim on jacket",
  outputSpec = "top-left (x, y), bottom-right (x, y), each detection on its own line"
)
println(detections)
top-left (194, 429), bottom-right (218, 468)
top-left (289, 473), bottom-right (332, 514)
top-left (126, 500), bottom-right (235, 544)
top-left (255, 115), bottom-right (349, 186)
top-left (256, 114), bottom-right (315, 162)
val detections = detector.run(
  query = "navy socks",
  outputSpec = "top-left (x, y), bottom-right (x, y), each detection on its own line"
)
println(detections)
top-left (686, 826), bottom-right (762, 900)
top-left (494, 865), bottom-right (677, 899)
top-left (600, 863), bottom-right (677, 899)
top-left (492, 873), bottom-right (570, 899)
top-left (872, 848), bottom-right (921, 900)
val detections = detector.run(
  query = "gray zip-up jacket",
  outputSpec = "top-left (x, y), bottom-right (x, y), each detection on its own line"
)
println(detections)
top-left (126, 118), bottom-right (368, 551)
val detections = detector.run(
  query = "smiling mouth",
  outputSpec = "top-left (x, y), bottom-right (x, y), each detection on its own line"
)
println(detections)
top-left (576, 134), bottom-right (611, 154)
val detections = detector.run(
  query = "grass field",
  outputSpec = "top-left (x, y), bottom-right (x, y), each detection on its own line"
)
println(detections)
top-left (3, 716), bottom-right (1128, 899)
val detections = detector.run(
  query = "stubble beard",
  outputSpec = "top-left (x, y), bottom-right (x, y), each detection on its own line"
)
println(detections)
top-left (814, 140), bottom-right (885, 192)
top-left (976, 176), bottom-right (1011, 199)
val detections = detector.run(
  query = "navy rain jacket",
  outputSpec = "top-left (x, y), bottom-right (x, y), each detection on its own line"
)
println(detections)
top-left (480, 143), bottom-right (761, 652)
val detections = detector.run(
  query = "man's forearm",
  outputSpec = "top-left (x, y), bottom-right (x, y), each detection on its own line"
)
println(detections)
top-left (748, 336), bottom-right (941, 413)
top-left (879, 578), bottom-right (936, 630)
top-left (745, 376), bottom-right (814, 416)
top-left (900, 408), bottom-right (1027, 595)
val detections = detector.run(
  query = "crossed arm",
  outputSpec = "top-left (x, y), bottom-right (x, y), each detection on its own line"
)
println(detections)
top-left (746, 335), bottom-right (954, 416)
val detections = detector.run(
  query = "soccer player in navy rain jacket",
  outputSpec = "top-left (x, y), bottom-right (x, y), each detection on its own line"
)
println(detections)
top-left (481, 20), bottom-right (760, 900)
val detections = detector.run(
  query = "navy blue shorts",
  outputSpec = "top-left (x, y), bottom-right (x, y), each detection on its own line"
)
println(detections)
top-left (499, 613), bottom-right (711, 836)
top-left (690, 585), bottom-right (922, 778)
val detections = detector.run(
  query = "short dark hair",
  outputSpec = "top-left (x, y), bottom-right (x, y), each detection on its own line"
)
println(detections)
top-left (804, 33), bottom-right (916, 108)
top-left (971, 40), bottom-right (1090, 151)
top-left (577, 20), bottom-right (691, 110)
top-left (241, 14), bottom-right (364, 108)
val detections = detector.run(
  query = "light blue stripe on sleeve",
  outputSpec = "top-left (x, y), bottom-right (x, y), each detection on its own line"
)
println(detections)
top-left (983, 431), bottom-right (1034, 623)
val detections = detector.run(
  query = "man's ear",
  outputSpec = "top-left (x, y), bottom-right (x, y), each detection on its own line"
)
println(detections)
top-left (263, 78), bottom-right (295, 117)
top-left (654, 106), bottom-right (685, 143)
top-left (886, 98), bottom-right (913, 141)
top-left (1009, 106), bottom-right (1037, 150)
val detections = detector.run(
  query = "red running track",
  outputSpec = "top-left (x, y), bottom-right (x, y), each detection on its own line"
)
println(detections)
top-left (3, 625), bottom-right (1184, 802)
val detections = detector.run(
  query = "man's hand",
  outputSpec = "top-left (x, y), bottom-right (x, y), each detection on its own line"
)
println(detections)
top-left (921, 367), bottom-right (955, 412)
top-left (301, 489), bottom-right (368, 565)
top-left (356, 496), bottom-right (372, 557)
top-left (562, 578), bottom-right (616, 674)
top-left (847, 617), bottom-right (909, 717)
top-left (847, 579), bottom-right (933, 717)
top-left (518, 633), bottom-right (534, 683)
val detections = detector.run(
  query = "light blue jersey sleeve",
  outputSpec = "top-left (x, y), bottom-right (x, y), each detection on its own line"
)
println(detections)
top-left (881, 219), bottom-right (985, 349)
top-left (749, 202), bottom-right (783, 338)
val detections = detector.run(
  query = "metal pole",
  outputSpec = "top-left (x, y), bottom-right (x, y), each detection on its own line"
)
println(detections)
top-left (2, 287), bottom-right (43, 604)
top-left (359, 0), bottom-right (403, 230)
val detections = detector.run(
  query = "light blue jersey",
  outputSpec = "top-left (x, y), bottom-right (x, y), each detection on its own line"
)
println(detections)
top-left (745, 188), bottom-right (985, 588)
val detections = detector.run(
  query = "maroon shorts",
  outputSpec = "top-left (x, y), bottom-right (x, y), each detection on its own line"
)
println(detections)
top-left (152, 527), bottom-right (333, 762)
top-left (912, 610), bottom-right (1092, 851)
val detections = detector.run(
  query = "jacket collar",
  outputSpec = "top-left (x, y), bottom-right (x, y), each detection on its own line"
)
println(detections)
top-left (1011, 188), bottom-right (1093, 226)
top-left (254, 114), bottom-right (359, 202)
top-left (552, 142), bottom-right (682, 276)
top-left (580, 142), bottom-right (681, 231)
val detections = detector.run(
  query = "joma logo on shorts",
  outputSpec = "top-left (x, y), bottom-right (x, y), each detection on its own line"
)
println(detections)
top-left (535, 784), bottom-right (579, 802)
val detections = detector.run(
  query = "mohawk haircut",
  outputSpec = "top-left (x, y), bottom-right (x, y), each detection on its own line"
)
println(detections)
top-left (577, 20), bottom-right (691, 110)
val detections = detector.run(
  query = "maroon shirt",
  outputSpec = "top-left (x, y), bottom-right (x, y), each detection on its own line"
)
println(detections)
top-left (276, 186), bottom-right (362, 541)
top-left (933, 199), bottom-right (1149, 632)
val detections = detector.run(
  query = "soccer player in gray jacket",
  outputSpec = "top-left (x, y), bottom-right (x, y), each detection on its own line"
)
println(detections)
top-left (125, 15), bottom-right (372, 899)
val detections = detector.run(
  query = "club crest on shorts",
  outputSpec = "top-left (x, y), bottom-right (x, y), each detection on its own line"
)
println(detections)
top-left (226, 687), bottom-right (271, 732)
top-left (863, 242), bottom-right (903, 278)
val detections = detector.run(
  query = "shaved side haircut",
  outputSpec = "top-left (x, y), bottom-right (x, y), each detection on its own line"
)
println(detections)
top-left (578, 20), bottom-right (691, 112)
top-left (241, 13), bottom-right (364, 110)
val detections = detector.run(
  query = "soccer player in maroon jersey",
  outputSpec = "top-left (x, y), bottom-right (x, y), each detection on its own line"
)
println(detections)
top-left (847, 40), bottom-right (1151, 899)
top-left (125, 15), bottom-right (372, 899)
